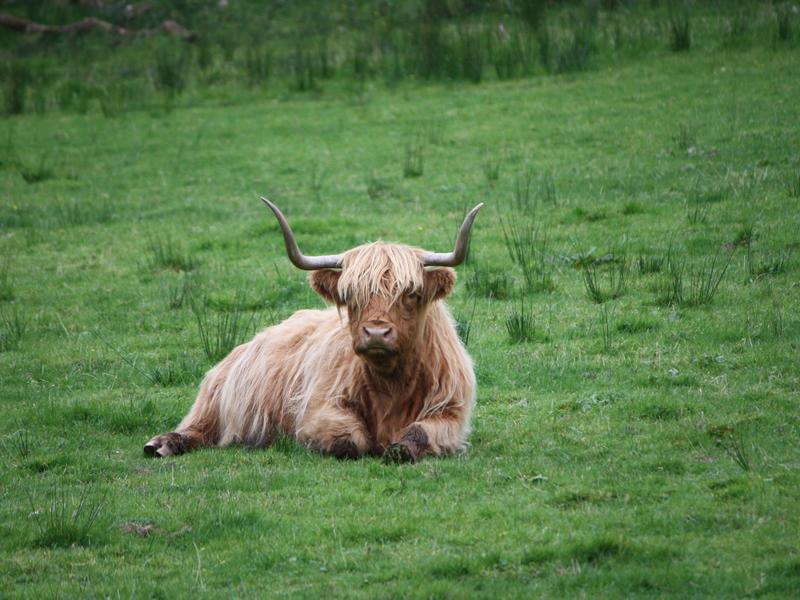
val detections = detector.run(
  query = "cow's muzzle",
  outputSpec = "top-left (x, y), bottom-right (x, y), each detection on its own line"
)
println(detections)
top-left (355, 323), bottom-right (398, 357)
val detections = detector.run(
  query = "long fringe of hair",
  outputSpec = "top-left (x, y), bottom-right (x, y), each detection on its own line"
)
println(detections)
top-left (337, 242), bottom-right (425, 311)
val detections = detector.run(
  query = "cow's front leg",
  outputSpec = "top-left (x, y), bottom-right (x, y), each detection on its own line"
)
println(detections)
top-left (383, 425), bottom-right (428, 464)
top-left (298, 404), bottom-right (371, 460)
top-left (144, 430), bottom-right (199, 457)
top-left (383, 413), bottom-right (465, 464)
top-left (144, 422), bottom-right (215, 457)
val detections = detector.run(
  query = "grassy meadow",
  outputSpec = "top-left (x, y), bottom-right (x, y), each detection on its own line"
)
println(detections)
top-left (1, 1), bottom-right (800, 597)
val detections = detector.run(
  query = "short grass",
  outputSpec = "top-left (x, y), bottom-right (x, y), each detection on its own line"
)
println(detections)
top-left (1, 8), bottom-right (800, 599)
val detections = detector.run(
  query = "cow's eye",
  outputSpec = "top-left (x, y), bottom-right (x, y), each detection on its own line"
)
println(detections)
top-left (409, 292), bottom-right (423, 304)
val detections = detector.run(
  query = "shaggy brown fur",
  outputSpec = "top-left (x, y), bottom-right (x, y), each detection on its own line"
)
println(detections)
top-left (144, 242), bottom-right (476, 462)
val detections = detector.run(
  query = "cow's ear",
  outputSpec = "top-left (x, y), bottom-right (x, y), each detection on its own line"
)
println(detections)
top-left (310, 269), bottom-right (343, 305)
top-left (423, 268), bottom-right (456, 302)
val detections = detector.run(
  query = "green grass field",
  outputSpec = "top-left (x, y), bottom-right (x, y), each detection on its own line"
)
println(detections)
top-left (2, 2), bottom-right (800, 597)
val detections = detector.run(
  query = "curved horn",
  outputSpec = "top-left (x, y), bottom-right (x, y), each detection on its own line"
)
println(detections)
top-left (421, 203), bottom-right (484, 267)
top-left (260, 197), bottom-right (343, 270)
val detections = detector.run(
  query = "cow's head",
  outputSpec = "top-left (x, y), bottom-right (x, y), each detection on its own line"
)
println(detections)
top-left (261, 198), bottom-right (482, 373)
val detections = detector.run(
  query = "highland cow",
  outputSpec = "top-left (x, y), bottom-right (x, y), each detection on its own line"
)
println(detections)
top-left (144, 199), bottom-right (482, 463)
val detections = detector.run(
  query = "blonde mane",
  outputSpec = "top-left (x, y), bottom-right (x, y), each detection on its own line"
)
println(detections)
top-left (337, 242), bottom-right (425, 311)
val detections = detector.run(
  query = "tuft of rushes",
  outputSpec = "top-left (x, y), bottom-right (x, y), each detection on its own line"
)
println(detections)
top-left (288, 45), bottom-right (319, 92)
top-left (149, 352), bottom-right (205, 386)
top-left (636, 252), bottom-right (665, 275)
top-left (1, 428), bottom-right (31, 460)
top-left (582, 258), bottom-right (628, 304)
top-left (192, 297), bottom-right (258, 362)
top-left (552, 21), bottom-right (596, 74)
top-left (776, 5), bottom-right (793, 42)
top-left (505, 296), bottom-right (536, 343)
top-left (465, 262), bottom-right (513, 300)
top-left (456, 26), bottom-right (485, 83)
top-left (365, 172), bottom-right (391, 200)
top-left (482, 157), bottom-right (501, 185)
top-left (243, 46), bottom-right (273, 87)
top-left (154, 45), bottom-right (190, 97)
top-left (148, 237), bottom-right (199, 272)
top-left (669, 11), bottom-right (691, 52)
top-left (51, 198), bottom-right (113, 227)
top-left (501, 215), bottom-right (554, 293)
top-left (18, 155), bottom-right (54, 184)
top-left (787, 170), bottom-right (800, 198)
top-left (3, 62), bottom-right (30, 115)
top-left (656, 249), bottom-right (732, 307)
top-left (402, 142), bottom-right (424, 178)
top-left (686, 203), bottom-right (709, 225)
top-left (673, 122), bottom-right (696, 152)
top-left (599, 303), bottom-right (615, 353)
top-left (0, 306), bottom-right (27, 352)
top-left (512, 167), bottom-right (535, 213)
top-left (454, 297), bottom-right (477, 347)
top-left (746, 245), bottom-right (792, 280)
top-left (28, 485), bottom-right (107, 548)
top-left (165, 272), bottom-right (202, 310)
top-left (711, 427), bottom-right (751, 472)
top-left (0, 262), bottom-right (13, 302)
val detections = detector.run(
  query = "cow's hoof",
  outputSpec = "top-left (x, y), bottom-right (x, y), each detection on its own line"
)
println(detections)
top-left (329, 438), bottom-right (360, 460)
top-left (143, 433), bottom-right (186, 458)
top-left (382, 442), bottom-right (416, 464)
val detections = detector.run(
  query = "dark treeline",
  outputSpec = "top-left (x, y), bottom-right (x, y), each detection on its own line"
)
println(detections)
top-left (1, 0), bottom-right (796, 115)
